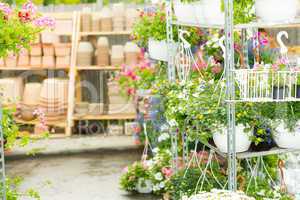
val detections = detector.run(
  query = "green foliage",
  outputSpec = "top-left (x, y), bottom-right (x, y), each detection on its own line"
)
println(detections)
top-left (5, 177), bottom-right (41, 200)
top-left (2, 107), bottom-right (19, 149)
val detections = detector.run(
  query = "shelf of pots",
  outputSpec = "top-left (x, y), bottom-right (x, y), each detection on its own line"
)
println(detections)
top-left (172, 0), bottom-right (300, 29)
top-left (79, 31), bottom-right (131, 37)
top-left (76, 65), bottom-right (122, 71)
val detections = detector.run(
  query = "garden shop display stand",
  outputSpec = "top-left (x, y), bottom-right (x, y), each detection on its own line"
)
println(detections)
top-left (165, 0), bottom-right (300, 191)
top-left (0, 11), bottom-right (136, 138)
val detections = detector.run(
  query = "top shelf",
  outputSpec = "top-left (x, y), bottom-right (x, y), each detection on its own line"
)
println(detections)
top-left (173, 18), bottom-right (300, 29)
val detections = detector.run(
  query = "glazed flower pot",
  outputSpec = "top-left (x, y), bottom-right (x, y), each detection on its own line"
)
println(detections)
top-left (148, 39), bottom-right (178, 62)
top-left (251, 126), bottom-right (275, 152)
top-left (202, 0), bottom-right (224, 25)
top-left (174, 2), bottom-right (196, 24)
top-left (273, 86), bottom-right (288, 100)
top-left (274, 122), bottom-right (300, 149)
top-left (213, 124), bottom-right (252, 153)
top-left (136, 178), bottom-right (153, 194)
top-left (255, 0), bottom-right (297, 23)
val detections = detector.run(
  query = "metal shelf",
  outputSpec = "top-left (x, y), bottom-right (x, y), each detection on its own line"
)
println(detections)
top-left (73, 113), bottom-right (136, 120)
top-left (79, 31), bottom-right (131, 36)
top-left (76, 66), bottom-right (121, 71)
top-left (205, 143), bottom-right (300, 159)
top-left (173, 18), bottom-right (300, 29)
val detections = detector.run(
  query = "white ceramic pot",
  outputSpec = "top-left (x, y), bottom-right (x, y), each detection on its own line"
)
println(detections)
top-left (174, 2), bottom-right (197, 24)
top-left (194, 1), bottom-right (205, 24)
top-left (274, 122), bottom-right (300, 149)
top-left (255, 0), bottom-right (297, 23)
top-left (202, 0), bottom-right (224, 25)
top-left (213, 124), bottom-right (252, 153)
top-left (148, 39), bottom-right (178, 62)
top-left (136, 178), bottom-right (153, 194)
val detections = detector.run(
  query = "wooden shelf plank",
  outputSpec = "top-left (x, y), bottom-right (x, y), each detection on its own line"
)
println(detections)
top-left (73, 113), bottom-right (136, 120)
top-left (79, 31), bottom-right (131, 36)
top-left (15, 118), bottom-right (67, 128)
top-left (0, 66), bottom-right (69, 71)
top-left (76, 66), bottom-right (121, 71)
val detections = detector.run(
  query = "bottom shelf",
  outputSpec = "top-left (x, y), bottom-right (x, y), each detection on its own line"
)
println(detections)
top-left (73, 113), bottom-right (136, 120)
top-left (15, 118), bottom-right (67, 128)
top-left (205, 142), bottom-right (300, 159)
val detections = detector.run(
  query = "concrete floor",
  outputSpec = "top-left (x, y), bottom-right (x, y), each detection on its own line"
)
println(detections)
top-left (6, 151), bottom-right (158, 200)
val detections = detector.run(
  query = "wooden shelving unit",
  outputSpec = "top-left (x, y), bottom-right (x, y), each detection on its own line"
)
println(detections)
top-left (1, 12), bottom-right (136, 137)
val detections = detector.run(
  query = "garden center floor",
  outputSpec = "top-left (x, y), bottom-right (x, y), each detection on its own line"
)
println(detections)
top-left (6, 150), bottom-right (158, 200)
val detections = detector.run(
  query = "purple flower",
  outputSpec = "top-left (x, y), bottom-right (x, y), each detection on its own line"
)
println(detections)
top-left (22, 1), bottom-right (37, 15)
top-left (33, 16), bottom-right (55, 29)
top-left (0, 3), bottom-right (12, 16)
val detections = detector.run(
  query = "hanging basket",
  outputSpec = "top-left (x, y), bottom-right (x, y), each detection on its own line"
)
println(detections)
top-left (148, 39), bottom-right (178, 62)
top-left (274, 121), bottom-right (300, 149)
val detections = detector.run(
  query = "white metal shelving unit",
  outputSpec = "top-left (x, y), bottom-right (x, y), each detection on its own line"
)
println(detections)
top-left (166, 0), bottom-right (300, 191)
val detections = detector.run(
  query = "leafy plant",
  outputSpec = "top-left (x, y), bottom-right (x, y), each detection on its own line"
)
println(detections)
top-left (0, 1), bottom-right (54, 58)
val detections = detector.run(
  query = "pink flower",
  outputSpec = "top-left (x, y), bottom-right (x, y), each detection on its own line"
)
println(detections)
top-left (127, 88), bottom-right (135, 96)
top-left (212, 65), bottom-right (222, 74)
top-left (122, 166), bottom-right (129, 173)
top-left (0, 3), bottom-right (12, 16)
top-left (33, 16), bottom-right (55, 29)
top-left (162, 167), bottom-right (173, 178)
top-left (272, 63), bottom-right (279, 71)
top-left (22, 1), bottom-right (37, 16)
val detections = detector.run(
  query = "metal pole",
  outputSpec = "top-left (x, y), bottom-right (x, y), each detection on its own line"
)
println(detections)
top-left (0, 108), bottom-right (6, 200)
top-left (225, 0), bottom-right (237, 191)
top-left (166, 0), bottom-right (176, 82)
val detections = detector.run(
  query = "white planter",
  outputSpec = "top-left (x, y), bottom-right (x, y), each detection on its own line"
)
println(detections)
top-left (174, 2), bottom-right (196, 24)
top-left (136, 178), bottom-right (153, 194)
top-left (202, 0), bottom-right (224, 25)
top-left (255, 0), bottom-right (297, 23)
top-left (195, 2), bottom-right (205, 24)
top-left (213, 124), bottom-right (252, 153)
top-left (274, 122), bottom-right (300, 149)
top-left (148, 39), bottom-right (177, 62)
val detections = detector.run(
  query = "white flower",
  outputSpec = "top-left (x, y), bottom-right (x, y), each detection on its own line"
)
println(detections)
top-left (158, 133), bottom-right (170, 142)
top-left (152, 148), bottom-right (159, 154)
top-left (159, 181), bottom-right (165, 188)
top-left (153, 184), bottom-right (160, 191)
top-left (154, 172), bottom-right (163, 181)
top-left (144, 160), bottom-right (154, 167)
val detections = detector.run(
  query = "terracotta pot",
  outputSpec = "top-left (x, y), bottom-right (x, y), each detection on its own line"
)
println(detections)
top-left (30, 44), bottom-right (42, 56)
top-left (54, 43), bottom-right (71, 57)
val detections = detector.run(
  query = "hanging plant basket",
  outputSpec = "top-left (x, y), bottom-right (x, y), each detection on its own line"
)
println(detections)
top-left (274, 121), bottom-right (300, 149)
top-left (148, 39), bottom-right (178, 62)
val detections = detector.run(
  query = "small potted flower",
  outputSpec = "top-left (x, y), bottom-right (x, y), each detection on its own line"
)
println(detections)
top-left (270, 59), bottom-right (290, 100)
top-left (292, 66), bottom-right (300, 98)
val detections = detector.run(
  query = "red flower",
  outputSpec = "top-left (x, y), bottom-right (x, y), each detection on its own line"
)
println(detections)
top-left (212, 65), bottom-right (222, 74)
top-left (162, 167), bottom-right (173, 178)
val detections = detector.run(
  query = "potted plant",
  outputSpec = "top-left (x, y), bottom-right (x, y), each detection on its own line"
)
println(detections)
top-left (272, 102), bottom-right (300, 149)
top-left (255, 0), bottom-right (298, 23)
top-left (132, 7), bottom-right (202, 61)
top-left (270, 60), bottom-right (290, 100)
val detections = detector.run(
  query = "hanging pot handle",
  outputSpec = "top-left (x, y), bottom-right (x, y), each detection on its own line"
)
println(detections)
top-left (179, 30), bottom-right (191, 49)
top-left (277, 31), bottom-right (289, 55)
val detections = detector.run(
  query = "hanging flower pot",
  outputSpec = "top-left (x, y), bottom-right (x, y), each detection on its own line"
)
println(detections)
top-left (213, 124), bottom-right (252, 153)
top-left (173, 2), bottom-right (196, 24)
top-left (202, 0), bottom-right (224, 25)
top-left (136, 178), bottom-right (153, 194)
top-left (251, 126), bottom-right (275, 152)
top-left (295, 84), bottom-right (300, 98)
top-left (148, 39), bottom-right (178, 62)
top-left (255, 0), bottom-right (298, 23)
top-left (274, 121), bottom-right (300, 149)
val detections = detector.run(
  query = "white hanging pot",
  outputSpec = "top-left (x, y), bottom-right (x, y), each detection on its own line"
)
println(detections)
top-left (213, 124), bottom-right (252, 153)
top-left (173, 2), bottom-right (197, 24)
top-left (194, 1), bottom-right (205, 24)
top-left (202, 0), bottom-right (224, 25)
top-left (255, 0), bottom-right (297, 23)
top-left (136, 178), bottom-right (153, 194)
top-left (148, 39), bottom-right (178, 62)
top-left (274, 121), bottom-right (300, 149)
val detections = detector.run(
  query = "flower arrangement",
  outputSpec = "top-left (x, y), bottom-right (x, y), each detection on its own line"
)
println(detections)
top-left (0, 1), bottom-right (55, 57)
top-left (131, 5), bottom-right (204, 48)
top-left (117, 59), bottom-right (156, 98)
top-left (183, 189), bottom-right (255, 200)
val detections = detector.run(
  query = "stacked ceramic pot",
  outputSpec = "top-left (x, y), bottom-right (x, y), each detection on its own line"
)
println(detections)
top-left (19, 82), bottom-right (42, 121)
top-left (18, 49), bottom-right (30, 66)
top-left (125, 8), bottom-right (139, 31)
top-left (39, 78), bottom-right (68, 122)
top-left (111, 45), bottom-right (124, 66)
top-left (124, 42), bottom-right (140, 65)
top-left (30, 42), bottom-right (43, 68)
top-left (0, 77), bottom-right (24, 105)
top-left (112, 3), bottom-right (125, 31)
top-left (81, 9), bottom-right (92, 32)
top-left (92, 13), bottom-right (101, 32)
top-left (77, 41), bottom-right (94, 66)
top-left (96, 37), bottom-right (110, 66)
top-left (54, 43), bottom-right (71, 68)
top-left (107, 80), bottom-right (135, 114)
top-left (5, 52), bottom-right (17, 67)
top-left (100, 7), bottom-right (113, 32)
